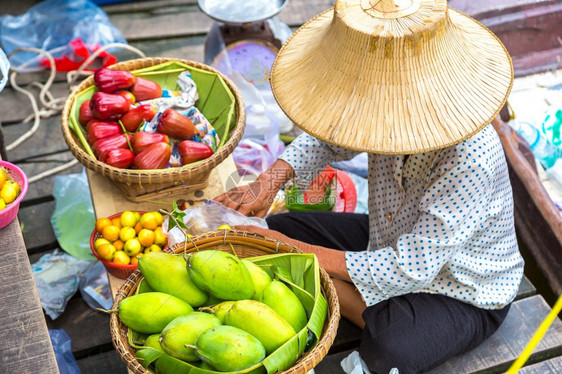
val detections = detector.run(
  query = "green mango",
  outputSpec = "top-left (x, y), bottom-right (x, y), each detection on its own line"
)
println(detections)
top-left (187, 250), bottom-right (254, 300)
top-left (139, 252), bottom-right (208, 307)
top-left (144, 334), bottom-right (164, 352)
top-left (242, 259), bottom-right (272, 300)
top-left (118, 292), bottom-right (193, 334)
top-left (225, 299), bottom-right (296, 354)
top-left (194, 325), bottom-right (266, 372)
top-left (261, 280), bottom-right (308, 332)
top-left (159, 312), bottom-right (222, 361)
top-left (210, 301), bottom-right (235, 323)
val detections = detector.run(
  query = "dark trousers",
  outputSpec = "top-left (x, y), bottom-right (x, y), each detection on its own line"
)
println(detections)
top-left (266, 212), bottom-right (511, 374)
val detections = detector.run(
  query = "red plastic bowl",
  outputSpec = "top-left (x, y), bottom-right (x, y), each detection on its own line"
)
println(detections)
top-left (90, 211), bottom-right (145, 279)
top-left (0, 161), bottom-right (29, 230)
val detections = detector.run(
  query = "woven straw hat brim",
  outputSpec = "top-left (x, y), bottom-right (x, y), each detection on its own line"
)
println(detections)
top-left (270, 2), bottom-right (514, 154)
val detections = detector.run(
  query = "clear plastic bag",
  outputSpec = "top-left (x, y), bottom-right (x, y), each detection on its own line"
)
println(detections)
top-left (0, 0), bottom-right (126, 72)
top-left (50, 169), bottom-right (96, 261)
top-left (79, 261), bottom-right (113, 311)
top-left (165, 200), bottom-right (268, 247)
top-left (230, 77), bottom-right (286, 175)
top-left (32, 250), bottom-right (96, 320)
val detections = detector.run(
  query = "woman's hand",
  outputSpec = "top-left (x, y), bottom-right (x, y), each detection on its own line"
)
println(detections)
top-left (214, 159), bottom-right (294, 217)
top-left (214, 177), bottom-right (274, 218)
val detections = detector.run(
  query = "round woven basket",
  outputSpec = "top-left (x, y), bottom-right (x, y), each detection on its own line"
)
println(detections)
top-left (61, 57), bottom-right (245, 201)
top-left (110, 230), bottom-right (340, 374)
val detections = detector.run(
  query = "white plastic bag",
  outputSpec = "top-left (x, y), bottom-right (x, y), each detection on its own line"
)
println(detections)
top-left (164, 200), bottom-right (268, 247)
top-left (341, 351), bottom-right (371, 374)
top-left (340, 351), bottom-right (399, 374)
top-left (0, 47), bottom-right (9, 93)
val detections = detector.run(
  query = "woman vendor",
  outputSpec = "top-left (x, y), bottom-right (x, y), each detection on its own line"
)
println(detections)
top-left (215, 0), bottom-right (525, 372)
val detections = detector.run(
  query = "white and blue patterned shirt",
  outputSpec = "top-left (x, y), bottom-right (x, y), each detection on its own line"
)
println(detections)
top-left (279, 125), bottom-right (524, 309)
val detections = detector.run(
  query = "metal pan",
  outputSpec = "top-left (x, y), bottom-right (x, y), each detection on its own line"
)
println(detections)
top-left (198, 0), bottom-right (289, 24)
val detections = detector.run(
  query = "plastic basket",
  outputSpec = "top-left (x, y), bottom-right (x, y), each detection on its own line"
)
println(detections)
top-left (90, 211), bottom-right (168, 279)
top-left (0, 161), bottom-right (29, 230)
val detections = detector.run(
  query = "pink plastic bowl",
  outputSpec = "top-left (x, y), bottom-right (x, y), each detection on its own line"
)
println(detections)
top-left (0, 161), bottom-right (29, 230)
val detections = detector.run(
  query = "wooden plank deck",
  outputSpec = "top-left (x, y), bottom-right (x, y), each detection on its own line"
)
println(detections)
top-left (1, 0), bottom-right (562, 372)
top-left (0, 217), bottom-right (58, 373)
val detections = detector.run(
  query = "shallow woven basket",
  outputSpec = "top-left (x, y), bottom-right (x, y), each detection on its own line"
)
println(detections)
top-left (61, 57), bottom-right (245, 202)
top-left (110, 230), bottom-right (340, 374)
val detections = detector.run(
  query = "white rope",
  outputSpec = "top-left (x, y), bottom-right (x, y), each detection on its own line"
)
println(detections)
top-left (5, 43), bottom-right (145, 182)
top-left (28, 159), bottom-right (80, 184)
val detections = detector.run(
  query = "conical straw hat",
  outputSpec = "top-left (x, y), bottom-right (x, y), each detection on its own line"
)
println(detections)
top-left (270, 0), bottom-right (513, 154)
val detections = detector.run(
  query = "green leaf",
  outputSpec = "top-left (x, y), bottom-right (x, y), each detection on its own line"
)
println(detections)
top-left (136, 348), bottom-right (163, 369)
top-left (154, 354), bottom-right (266, 374)
top-left (166, 201), bottom-right (188, 231)
top-left (128, 328), bottom-right (149, 350)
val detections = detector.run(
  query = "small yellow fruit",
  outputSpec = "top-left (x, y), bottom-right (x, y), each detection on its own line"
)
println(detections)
top-left (114, 239), bottom-right (125, 251)
top-left (153, 227), bottom-right (168, 247)
top-left (139, 212), bottom-right (158, 230)
top-left (0, 169), bottom-right (6, 190)
top-left (113, 251), bottom-right (130, 265)
top-left (5, 180), bottom-right (19, 194)
top-left (95, 217), bottom-right (112, 234)
top-left (94, 238), bottom-right (110, 250)
top-left (0, 184), bottom-right (18, 204)
top-left (119, 226), bottom-right (137, 242)
top-left (102, 225), bottom-right (120, 242)
top-left (96, 243), bottom-right (116, 260)
top-left (152, 211), bottom-right (164, 226)
top-left (138, 228), bottom-right (155, 247)
top-left (217, 224), bottom-right (232, 230)
top-left (120, 211), bottom-right (138, 228)
top-left (124, 238), bottom-right (142, 257)
top-left (0, 198), bottom-right (5, 210)
top-left (134, 222), bottom-right (143, 234)
top-left (145, 244), bottom-right (162, 253)
top-left (111, 217), bottom-right (122, 229)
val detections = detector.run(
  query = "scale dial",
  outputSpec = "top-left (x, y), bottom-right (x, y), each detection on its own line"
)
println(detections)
top-left (212, 40), bottom-right (279, 88)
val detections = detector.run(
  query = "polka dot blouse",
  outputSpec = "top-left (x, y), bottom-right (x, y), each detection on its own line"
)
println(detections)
top-left (279, 125), bottom-right (524, 309)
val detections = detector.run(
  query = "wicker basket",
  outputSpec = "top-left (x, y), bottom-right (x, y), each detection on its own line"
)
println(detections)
top-left (61, 57), bottom-right (245, 202)
top-left (110, 230), bottom-right (340, 374)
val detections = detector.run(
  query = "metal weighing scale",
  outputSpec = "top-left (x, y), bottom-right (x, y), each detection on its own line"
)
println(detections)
top-left (198, 0), bottom-right (288, 89)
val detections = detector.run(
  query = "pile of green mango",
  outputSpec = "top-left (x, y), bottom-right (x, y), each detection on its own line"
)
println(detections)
top-left (116, 250), bottom-right (321, 373)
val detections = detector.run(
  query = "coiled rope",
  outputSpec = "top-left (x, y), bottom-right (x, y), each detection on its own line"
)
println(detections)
top-left (6, 43), bottom-right (145, 183)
